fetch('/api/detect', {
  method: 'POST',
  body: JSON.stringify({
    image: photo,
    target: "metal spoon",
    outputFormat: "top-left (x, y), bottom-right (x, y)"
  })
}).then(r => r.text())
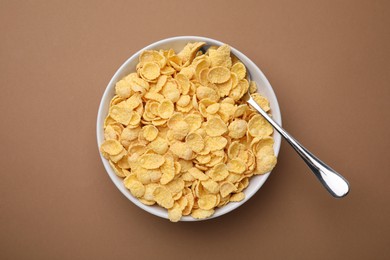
top-left (202, 45), bottom-right (350, 198)
top-left (245, 91), bottom-right (349, 198)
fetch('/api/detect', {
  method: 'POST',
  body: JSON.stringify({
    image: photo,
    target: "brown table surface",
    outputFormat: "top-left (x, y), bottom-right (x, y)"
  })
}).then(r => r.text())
top-left (1, 1), bottom-right (389, 259)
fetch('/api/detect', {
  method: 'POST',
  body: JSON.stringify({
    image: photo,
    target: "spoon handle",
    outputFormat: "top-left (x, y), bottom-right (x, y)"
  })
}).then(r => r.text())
top-left (247, 97), bottom-right (350, 198)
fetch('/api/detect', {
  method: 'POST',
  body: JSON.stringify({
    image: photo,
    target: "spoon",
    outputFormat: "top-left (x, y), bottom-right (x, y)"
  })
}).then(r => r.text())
top-left (245, 91), bottom-right (349, 198)
top-left (202, 45), bottom-right (350, 198)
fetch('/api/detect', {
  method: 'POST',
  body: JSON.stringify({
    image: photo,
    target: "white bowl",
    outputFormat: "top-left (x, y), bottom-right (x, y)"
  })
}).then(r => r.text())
top-left (97, 36), bottom-right (282, 221)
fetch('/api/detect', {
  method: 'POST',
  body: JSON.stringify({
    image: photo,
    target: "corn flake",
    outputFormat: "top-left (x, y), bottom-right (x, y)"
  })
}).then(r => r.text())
top-left (101, 140), bottom-right (124, 155)
top-left (158, 99), bottom-right (174, 119)
top-left (198, 194), bottom-right (218, 210)
top-left (141, 62), bottom-right (161, 81)
top-left (139, 154), bottom-right (165, 169)
top-left (228, 119), bottom-right (247, 139)
top-left (231, 62), bottom-right (246, 80)
top-left (256, 146), bottom-right (277, 174)
top-left (230, 192), bottom-right (245, 202)
top-left (153, 186), bottom-right (174, 209)
top-left (205, 117), bottom-right (227, 136)
top-left (185, 133), bottom-right (204, 153)
top-left (208, 163), bottom-right (229, 181)
top-left (248, 115), bottom-right (273, 137)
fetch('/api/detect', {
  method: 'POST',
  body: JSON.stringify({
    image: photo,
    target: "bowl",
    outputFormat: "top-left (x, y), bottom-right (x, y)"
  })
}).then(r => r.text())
top-left (97, 36), bottom-right (282, 221)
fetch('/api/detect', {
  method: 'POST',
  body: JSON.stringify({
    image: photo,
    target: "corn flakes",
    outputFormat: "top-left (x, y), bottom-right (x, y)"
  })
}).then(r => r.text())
top-left (100, 42), bottom-right (277, 222)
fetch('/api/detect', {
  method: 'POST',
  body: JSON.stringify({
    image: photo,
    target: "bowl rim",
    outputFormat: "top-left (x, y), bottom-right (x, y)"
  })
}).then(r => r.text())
top-left (96, 36), bottom-right (282, 221)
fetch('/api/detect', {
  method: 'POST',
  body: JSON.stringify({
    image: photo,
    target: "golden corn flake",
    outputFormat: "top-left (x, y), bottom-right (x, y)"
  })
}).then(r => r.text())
top-left (124, 175), bottom-right (145, 198)
top-left (100, 139), bottom-right (124, 155)
top-left (115, 79), bottom-right (132, 98)
top-left (139, 50), bottom-right (166, 68)
top-left (153, 186), bottom-right (174, 209)
top-left (201, 179), bottom-right (220, 194)
top-left (171, 121), bottom-right (189, 140)
top-left (176, 74), bottom-right (190, 95)
top-left (141, 62), bottom-right (160, 81)
top-left (110, 105), bottom-right (134, 125)
top-left (231, 62), bottom-right (246, 80)
top-left (196, 86), bottom-right (219, 102)
top-left (160, 157), bottom-right (175, 185)
top-left (198, 194), bottom-right (218, 210)
top-left (227, 158), bottom-right (246, 174)
top-left (100, 42), bottom-right (278, 222)
top-left (249, 81), bottom-right (257, 94)
top-left (185, 133), bottom-right (204, 153)
top-left (189, 167), bottom-right (209, 181)
top-left (182, 193), bottom-right (194, 215)
top-left (220, 181), bottom-right (237, 197)
top-left (205, 117), bottom-right (227, 136)
top-left (162, 79), bottom-right (180, 102)
top-left (142, 125), bottom-right (158, 141)
top-left (208, 163), bottom-right (229, 181)
top-left (139, 154), bottom-right (165, 169)
top-left (168, 203), bottom-right (182, 222)
top-left (109, 161), bottom-right (126, 177)
top-left (256, 146), bottom-right (277, 175)
top-left (169, 142), bottom-right (193, 160)
top-left (208, 66), bottom-right (231, 84)
top-left (158, 99), bottom-right (174, 119)
top-left (176, 94), bottom-right (191, 107)
top-left (228, 119), bottom-right (247, 139)
top-left (166, 178), bottom-right (185, 195)
top-left (148, 136), bottom-right (169, 154)
top-left (204, 136), bottom-right (228, 151)
top-left (230, 192), bottom-right (245, 202)
top-left (252, 93), bottom-right (270, 112)
top-left (206, 103), bottom-right (220, 114)
top-left (191, 208), bottom-right (215, 219)
top-left (136, 168), bottom-right (151, 185)
top-left (167, 112), bottom-right (184, 129)
top-left (248, 114), bottom-right (273, 137)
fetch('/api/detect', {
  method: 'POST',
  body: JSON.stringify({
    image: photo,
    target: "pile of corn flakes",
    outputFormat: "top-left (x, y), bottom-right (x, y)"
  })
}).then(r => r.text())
top-left (100, 42), bottom-right (277, 221)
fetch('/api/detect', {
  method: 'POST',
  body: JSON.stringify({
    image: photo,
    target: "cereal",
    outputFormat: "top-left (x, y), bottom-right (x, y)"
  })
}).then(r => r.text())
top-left (100, 140), bottom-right (124, 155)
top-left (100, 42), bottom-right (277, 222)
top-left (220, 181), bottom-right (237, 198)
top-left (252, 93), bottom-right (270, 112)
top-left (230, 192), bottom-right (245, 202)
top-left (170, 142), bottom-right (193, 160)
top-left (228, 119), bottom-right (247, 139)
top-left (142, 125), bottom-right (158, 141)
top-left (124, 175), bottom-right (145, 198)
top-left (256, 146), bottom-right (277, 175)
top-left (140, 62), bottom-right (161, 81)
top-left (208, 163), bottom-right (229, 181)
top-left (231, 62), bottom-right (246, 80)
top-left (208, 66), bottom-right (231, 83)
top-left (168, 203), bottom-right (182, 222)
top-left (205, 117), bottom-right (227, 136)
top-left (198, 194), bottom-right (218, 210)
top-left (191, 209), bottom-right (215, 219)
top-left (109, 106), bottom-right (134, 125)
top-left (189, 167), bottom-right (209, 181)
top-left (139, 154), bottom-right (165, 169)
top-left (227, 158), bottom-right (246, 174)
top-left (153, 186), bottom-right (174, 209)
top-left (158, 99), bottom-right (174, 119)
top-left (248, 114), bottom-right (273, 137)
top-left (160, 157), bottom-right (175, 185)
top-left (201, 179), bottom-right (220, 194)
top-left (204, 136), bottom-right (228, 151)
top-left (185, 133), bottom-right (204, 153)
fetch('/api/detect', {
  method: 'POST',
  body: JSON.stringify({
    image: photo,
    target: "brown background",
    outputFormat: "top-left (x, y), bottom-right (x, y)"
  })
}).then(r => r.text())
top-left (1, 0), bottom-right (389, 259)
